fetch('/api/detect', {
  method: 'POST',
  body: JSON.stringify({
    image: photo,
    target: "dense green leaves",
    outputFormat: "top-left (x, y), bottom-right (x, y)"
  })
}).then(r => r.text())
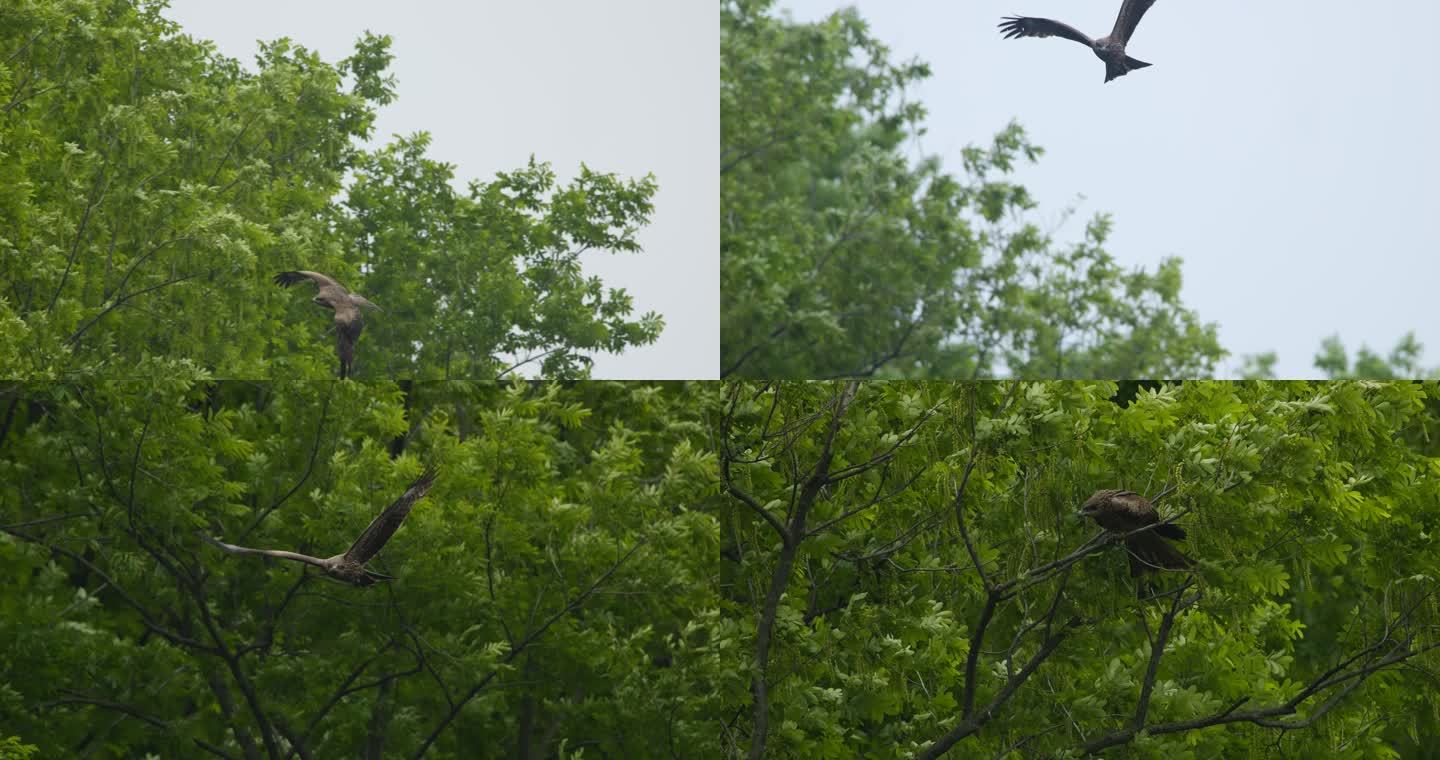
top-left (0, 380), bottom-right (720, 757)
top-left (0, 0), bottom-right (661, 381)
top-left (721, 0), bottom-right (1224, 379)
top-left (5, 378), bottom-right (1439, 757)
top-left (722, 381), bottom-right (1440, 757)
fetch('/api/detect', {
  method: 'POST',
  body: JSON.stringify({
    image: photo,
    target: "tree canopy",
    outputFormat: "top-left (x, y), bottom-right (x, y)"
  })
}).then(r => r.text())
top-left (721, 0), bottom-right (1433, 380)
top-left (0, 0), bottom-right (662, 382)
top-left (722, 380), bottom-right (1440, 757)
top-left (721, 0), bottom-right (1223, 379)
top-left (0, 378), bottom-right (720, 758)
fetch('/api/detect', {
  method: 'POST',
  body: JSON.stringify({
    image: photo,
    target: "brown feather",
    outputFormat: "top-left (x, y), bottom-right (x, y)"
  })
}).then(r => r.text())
top-left (275, 270), bottom-right (379, 378)
top-left (998, 16), bottom-right (1093, 47)
top-left (1080, 489), bottom-right (1192, 575)
top-left (1125, 533), bottom-right (1192, 575)
top-left (343, 466), bottom-right (439, 565)
top-left (204, 466), bottom-right (438, 587)
top-left (335, 312), bottom-right (363, 379)
top-left (999, 0), bottom-right (1159, 83)
top-left (1110, 0), bottom-right (1159, 45)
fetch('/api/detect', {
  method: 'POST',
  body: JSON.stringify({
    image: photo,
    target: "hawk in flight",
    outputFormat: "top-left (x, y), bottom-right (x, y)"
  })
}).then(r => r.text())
top-left (999, 0), bottom-right (1159, 82)
top-left (1079, 489), bottom-right (1192, 577)
top-left (274, 270), bottom-right (382, 379)
top-left (203, 466), bottom-right (438, 586)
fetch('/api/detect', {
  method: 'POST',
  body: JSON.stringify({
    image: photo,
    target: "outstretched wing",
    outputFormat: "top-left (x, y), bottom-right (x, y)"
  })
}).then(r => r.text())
top-left (343, 466), bottom-right (439, 564)
top-left (200, 533), bottom-right (330, 570)
top-left (348, 293), bottom-right (382, 312)
top-left (273, 270), bottom-right (342, 291)
top-left (1110, 0), bottom-right (1158, 45)
top-left (998, 16), bottom-right (1094, 48)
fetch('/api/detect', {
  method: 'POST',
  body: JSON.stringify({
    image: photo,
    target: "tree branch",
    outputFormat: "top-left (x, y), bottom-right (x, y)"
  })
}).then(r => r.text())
top-left (747, 383), bottom-right (859, 760)
top-left (239, 384), bottom-right (333, 541)
top-left (65, 270), bottom-right (209, 347)
top-left (410, 539), bottom-right (648, 758)
top-left (1078, 618), bottom-right (1440, 753)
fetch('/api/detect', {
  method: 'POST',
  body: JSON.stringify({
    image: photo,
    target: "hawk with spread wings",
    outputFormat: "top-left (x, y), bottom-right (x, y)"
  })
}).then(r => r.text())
top-left (999, 0), bottom-right (1159, 83)
top-left (1079, 489), bottom-right (1192, 576)
top-left (274, 270), bottom-right (382, 379)
top-left (203, 466), bottom-right (438, 586)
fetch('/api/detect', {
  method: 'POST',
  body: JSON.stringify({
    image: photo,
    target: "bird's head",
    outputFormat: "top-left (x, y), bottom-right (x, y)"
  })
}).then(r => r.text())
top-left (1077, 489), bottom-right (1117, 519)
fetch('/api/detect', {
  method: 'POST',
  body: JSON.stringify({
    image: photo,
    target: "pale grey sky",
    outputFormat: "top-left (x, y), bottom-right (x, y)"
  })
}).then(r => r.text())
top-left (166, 0), bottom-right (717, 379)
top-left (779, 0), bottom-right (1440, 377)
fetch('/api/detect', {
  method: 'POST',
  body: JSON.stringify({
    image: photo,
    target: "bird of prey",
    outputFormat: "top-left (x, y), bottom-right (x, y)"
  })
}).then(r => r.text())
top-left (1079, 489), bottom-right (1192, 577)
top-left (999, 0), bottom-right (1159, 83)
top-left (273, 270), bottom-right (382, 379)
top-left (203, 467), bottom-right (438, 586)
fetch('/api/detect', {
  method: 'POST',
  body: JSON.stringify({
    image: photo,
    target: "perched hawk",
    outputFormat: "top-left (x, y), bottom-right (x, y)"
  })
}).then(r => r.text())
top-left (1079, 489), bottom-right (1192, 577)
top-left (203, 467), bottom-right (438, 586)
top-left (273, 270), bottom-right (382, 379)
top-left (999, 0), bottom-right (1159, 82)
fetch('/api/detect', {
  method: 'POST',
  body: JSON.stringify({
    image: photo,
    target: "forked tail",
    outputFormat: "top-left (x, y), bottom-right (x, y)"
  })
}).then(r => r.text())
top-left (1104, 55), bottom-right (1152, 83)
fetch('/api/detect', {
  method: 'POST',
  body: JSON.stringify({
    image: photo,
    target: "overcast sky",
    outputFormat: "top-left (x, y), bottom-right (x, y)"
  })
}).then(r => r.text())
top-left (165, 0), bottom-right (717, 379)
top-left (778, 0), bottom-right (1440, 377)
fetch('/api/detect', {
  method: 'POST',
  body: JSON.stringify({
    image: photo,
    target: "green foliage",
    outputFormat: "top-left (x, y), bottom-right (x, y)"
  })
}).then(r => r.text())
top-left (1238, 352), bottom-right (1278, 380)
top-left (0, 736), bottom-right (38, 760)
top-left (722, 381), bottom-right (1440, 758)
top-left (1314, 333), bottom-right (1436, 380)
top-left (720, 0), bottom-right (1224, 379)
top-left (0, 0), bottom-right (661, 381)
top-left (0, 380), bottom-right (720, 758)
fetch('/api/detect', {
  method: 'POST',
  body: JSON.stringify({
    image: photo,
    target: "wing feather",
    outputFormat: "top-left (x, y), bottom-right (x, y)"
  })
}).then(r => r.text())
top-left (998, 16), bottom-right (1094, 48)
top-left (1154, 522), bottom-right (1187, 541)
top-left (274, 270), bottom-right (343, 290)
top-left (1109, 491), bottom-right (1187, 539)
top-left (1110, 0), bottom-right (1158, 44)
top-left (344, 466), bottom-right (439, 564)
top-left (1125, 533), bottom-right (1192, 573)
top-left (201, 534), bottom-right (330, 570)
top-left (1107, 490), bottom-right (1158, 523)
top-left (349, 293), bottom-right (382, 312)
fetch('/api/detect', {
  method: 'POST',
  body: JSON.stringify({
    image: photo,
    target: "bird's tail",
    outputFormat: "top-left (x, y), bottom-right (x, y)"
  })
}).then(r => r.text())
top-left (336, 331), bottom-right (354, 379)
top-left (1154, 523), bottom-right (1186, 541)
top-left (1126, 536), bottom-right (1192, 576)
top-left (1104, 56), bottom-right (1151, 83)
top-left (364, 569), bottom-right (395, 583)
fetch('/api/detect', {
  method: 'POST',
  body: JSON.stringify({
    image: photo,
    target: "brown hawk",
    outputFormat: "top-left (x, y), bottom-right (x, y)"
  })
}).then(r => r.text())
top-left (202, 467), bottom-right (437, 586)
top-left (1079, 489), bottom-right (1192, 577)
top-left (999, 0), bottom-right (1159, 83)
top-left (274, 270), bottom-right (382, 379)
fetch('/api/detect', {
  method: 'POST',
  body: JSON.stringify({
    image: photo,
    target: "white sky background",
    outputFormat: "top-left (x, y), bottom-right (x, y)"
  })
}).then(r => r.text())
top-left (165, 0), bottom-right (718, 379)
top-left (778, 0), bottom-right (1440, 378)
